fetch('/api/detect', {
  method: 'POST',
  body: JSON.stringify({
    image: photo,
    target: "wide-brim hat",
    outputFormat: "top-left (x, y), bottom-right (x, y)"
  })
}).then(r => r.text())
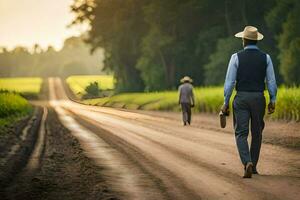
top-left (180, 76), bottom-right (193, 83)
top-left (235, 26), bottom-right (264, 41)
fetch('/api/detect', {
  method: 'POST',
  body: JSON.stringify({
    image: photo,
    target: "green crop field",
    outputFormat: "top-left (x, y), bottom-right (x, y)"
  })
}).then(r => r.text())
top-left (0, 77), bottom-right (43, 97)
top-left (66, 75), bottom-right (114, 98)
top-left (84, 86), bottom-right (300, 122)
top-left (0, 91), bottom-right (32, 127)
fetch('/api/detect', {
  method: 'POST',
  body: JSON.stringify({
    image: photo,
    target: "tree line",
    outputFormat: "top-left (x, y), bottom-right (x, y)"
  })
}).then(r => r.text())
top-left (71, 0), bottom-right (300, 92)
top-left (0, 36), bottom-right (104, 77)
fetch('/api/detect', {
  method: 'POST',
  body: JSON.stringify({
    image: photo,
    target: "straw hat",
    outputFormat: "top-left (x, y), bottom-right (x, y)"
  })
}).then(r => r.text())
top-left (235, 26), bottom-right (264, 41)
top-left (180, 76), bottom-right (193, 83)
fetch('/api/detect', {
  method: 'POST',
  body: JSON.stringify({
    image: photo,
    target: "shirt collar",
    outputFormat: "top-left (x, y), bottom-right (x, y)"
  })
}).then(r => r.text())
top-left (244, 45), bottom-right (259, 50)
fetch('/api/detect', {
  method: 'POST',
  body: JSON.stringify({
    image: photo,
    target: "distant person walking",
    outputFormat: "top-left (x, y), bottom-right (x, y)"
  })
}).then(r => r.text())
top-left (178, 76), bottom-right (195, 126)
top-left (221, 26), bottom-right (277, 178)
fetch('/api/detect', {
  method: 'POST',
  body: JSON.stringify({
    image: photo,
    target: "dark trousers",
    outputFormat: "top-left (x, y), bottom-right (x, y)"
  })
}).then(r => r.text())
top-left (233, 92), bottom-right (266, 168)
top-left (181, 103), bottom-right (191, 124)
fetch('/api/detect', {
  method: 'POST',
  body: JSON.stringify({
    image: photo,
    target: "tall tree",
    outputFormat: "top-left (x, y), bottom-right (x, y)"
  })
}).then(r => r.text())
top-left (72, 0), bottom-right (146, 92)
top-left (267, 0), bottom-right (300, 85)
top-left (139, 0), bottom-right (227, 89)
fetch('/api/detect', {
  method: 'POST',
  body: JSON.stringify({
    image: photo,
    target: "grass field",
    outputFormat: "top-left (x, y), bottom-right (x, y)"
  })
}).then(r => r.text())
top-left (0, 77), bottom-right (43, 97)
top-left (0, 91), bottom-right (32, 127)
top-left (83, 87), bottom-right (225, 111)
top-left (66, 75), bottom-right (114, 98)
top-left (84, 86), bottom-right (300, 122)
top-left (274, 87), bottom-right (300, 121)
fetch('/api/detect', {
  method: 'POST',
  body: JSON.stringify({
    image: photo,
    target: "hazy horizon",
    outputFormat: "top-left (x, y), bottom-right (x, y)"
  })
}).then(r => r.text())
top-left (0, 0), bottom-right (88, 51)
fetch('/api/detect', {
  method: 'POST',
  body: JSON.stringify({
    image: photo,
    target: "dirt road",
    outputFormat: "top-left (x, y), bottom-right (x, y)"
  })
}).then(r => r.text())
top-left (46, 77), bottom-right (300, 200)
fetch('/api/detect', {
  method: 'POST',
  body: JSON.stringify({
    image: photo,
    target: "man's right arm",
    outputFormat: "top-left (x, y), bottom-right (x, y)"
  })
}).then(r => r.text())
top-left (178, 85), bottom-right (182, 104)
top-left (224, 53), bottom-right (238, 107)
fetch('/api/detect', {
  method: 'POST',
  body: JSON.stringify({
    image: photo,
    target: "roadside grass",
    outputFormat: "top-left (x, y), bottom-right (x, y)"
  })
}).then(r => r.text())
top-left (83, 86), bottom-right (300, 121)
top-left (0, 91), bottom-right (32, 128)
top-left (0, 77), bottom-right (43, 98)
top-left (84, 87), bottom-right (225, 112)
top-left (273, 86), bottom-right (300, 121)
top-left (66, 75), bottom-right (114, 98)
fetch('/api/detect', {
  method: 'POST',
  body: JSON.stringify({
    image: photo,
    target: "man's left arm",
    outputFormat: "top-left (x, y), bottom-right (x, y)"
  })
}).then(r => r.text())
top-left (266, 54), bottom-right (277, 113)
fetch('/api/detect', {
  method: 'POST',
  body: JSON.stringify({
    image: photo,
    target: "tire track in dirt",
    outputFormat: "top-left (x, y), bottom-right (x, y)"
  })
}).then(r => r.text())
top-left (25, 107), bottom-right (47, 172)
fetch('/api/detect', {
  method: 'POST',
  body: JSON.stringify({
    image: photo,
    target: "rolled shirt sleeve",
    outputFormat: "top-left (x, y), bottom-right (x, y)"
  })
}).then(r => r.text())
top-left (266, 54), bottom-right (277, 103)
top-left (224, 53), bottom-right (238, 106)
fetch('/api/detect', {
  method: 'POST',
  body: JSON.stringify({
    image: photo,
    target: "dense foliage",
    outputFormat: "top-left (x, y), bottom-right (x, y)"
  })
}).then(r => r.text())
top-left (266, 0), bottom-right (300, 85)
top-left (71, 0), bottom-right (299, 91)
top-left (85, 82), bottom-right (100, 97)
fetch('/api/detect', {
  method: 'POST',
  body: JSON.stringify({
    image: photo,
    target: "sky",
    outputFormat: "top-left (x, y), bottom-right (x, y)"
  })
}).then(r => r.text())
top-left (0, 0), bottom-right (87, 50)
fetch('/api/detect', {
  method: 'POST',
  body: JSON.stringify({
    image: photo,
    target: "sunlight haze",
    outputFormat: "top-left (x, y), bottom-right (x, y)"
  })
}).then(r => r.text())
top-left (0, 0), bottom-right (87, 50)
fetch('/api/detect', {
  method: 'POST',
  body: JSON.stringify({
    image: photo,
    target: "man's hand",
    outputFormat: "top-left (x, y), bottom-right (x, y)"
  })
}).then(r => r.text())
top-left (268, 102), bottom-right (275, 114)
top-left (221, 104), bottom-right (230, 116)
top-left (191, 103), bottom-right (195, 108)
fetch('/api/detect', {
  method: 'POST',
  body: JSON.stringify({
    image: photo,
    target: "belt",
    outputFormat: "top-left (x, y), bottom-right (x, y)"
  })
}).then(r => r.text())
top-left (237, 91), bottom-right (264, 95)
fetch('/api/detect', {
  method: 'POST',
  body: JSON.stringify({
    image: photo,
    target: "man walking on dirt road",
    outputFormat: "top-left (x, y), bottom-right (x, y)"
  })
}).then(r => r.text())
top-left (178, 76), bottom-right (195, 126)
top-left (221, 26), bottom-right (277, 178)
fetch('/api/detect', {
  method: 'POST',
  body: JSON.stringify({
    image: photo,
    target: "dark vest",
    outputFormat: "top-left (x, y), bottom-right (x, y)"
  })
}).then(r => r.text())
top-left (236, 48), bottom-right (267, 92)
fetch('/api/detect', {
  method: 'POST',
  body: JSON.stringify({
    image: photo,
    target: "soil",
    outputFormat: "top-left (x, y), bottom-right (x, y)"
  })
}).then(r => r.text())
top-left (2, 108), bottom-right (120, 200)
top-left (0, 108), bottom-right (42, 188)
top-left (0, 116), bottom-right (30, 157)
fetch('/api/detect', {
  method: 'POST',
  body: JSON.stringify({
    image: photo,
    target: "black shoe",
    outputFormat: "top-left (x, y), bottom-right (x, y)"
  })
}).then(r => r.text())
top-left (243, 162), bottom-right (253, 178)
top-left (183, 122), bottom-right (187, 126)
top-left (187, 121), bottom-right (190, 125)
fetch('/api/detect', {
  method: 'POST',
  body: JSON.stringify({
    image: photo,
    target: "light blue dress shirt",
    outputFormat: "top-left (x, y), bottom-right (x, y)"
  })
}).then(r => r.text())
top-left (224, 45), bottom-right (277, 106)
